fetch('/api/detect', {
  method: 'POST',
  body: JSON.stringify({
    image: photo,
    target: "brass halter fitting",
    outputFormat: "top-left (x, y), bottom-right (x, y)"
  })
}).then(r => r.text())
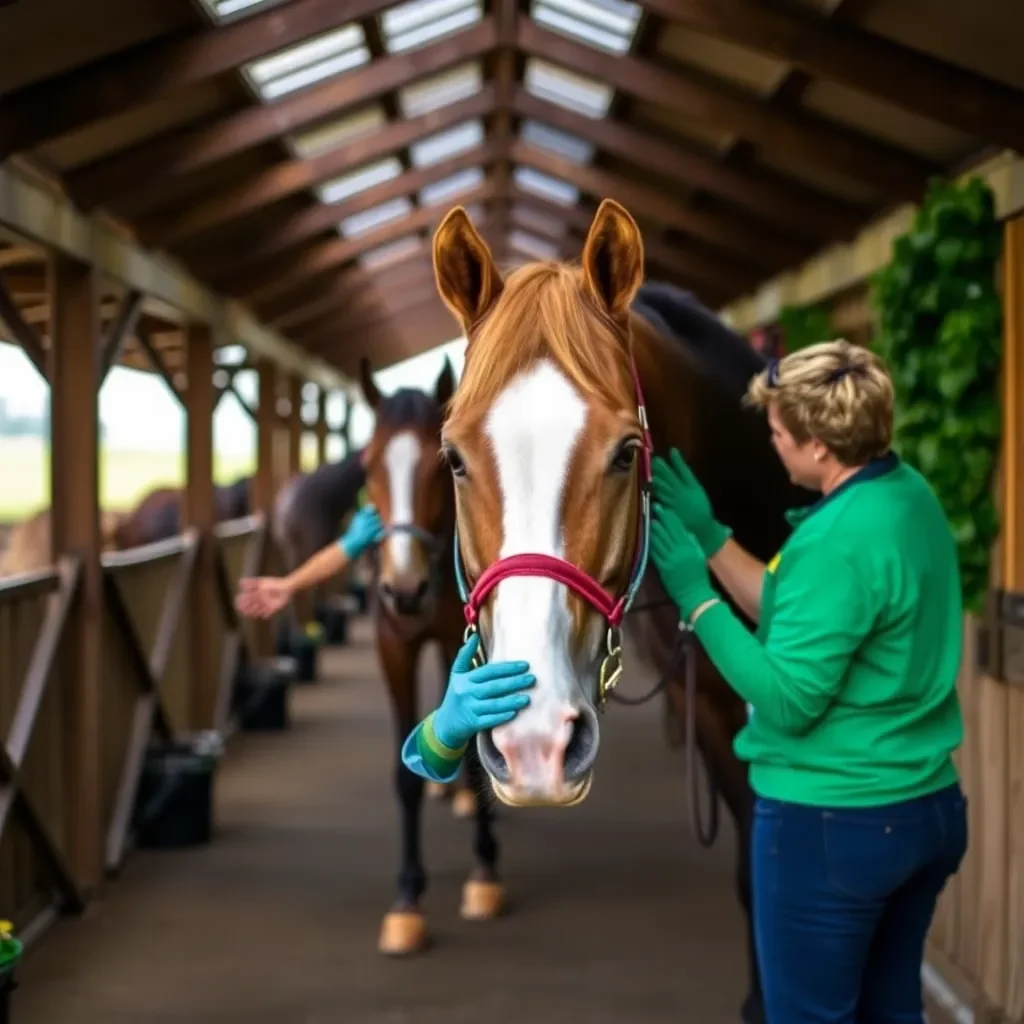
top-left (597, 626), bottom-right (624, 710)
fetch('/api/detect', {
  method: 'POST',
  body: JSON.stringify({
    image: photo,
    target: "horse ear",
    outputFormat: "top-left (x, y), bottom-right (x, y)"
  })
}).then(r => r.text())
top-left (432, 206), bottom-right (503, 335)
top-left (580, 199), bottom-right (644, 323)
top-left (434, 356), bottom-right (456, 409)
top-left (359, 356), bottom-right (381, 410)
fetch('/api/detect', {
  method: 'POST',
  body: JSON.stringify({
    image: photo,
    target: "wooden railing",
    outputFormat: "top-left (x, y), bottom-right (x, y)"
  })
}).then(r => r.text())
top-left (0, 514), bottom-right (269, 925)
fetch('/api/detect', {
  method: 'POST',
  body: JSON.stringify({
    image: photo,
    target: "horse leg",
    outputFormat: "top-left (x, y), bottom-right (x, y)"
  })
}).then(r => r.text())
top-left (439, 630), bottom-right (505, 922)
top-left (376, 629), bottom-right (430, 956)
top-left (666, 662), bottom-right (762, 1024)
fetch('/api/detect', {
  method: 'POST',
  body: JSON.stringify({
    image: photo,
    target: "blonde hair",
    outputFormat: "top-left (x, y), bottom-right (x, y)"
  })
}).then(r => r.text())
top-left (745, 338), bottom-right (894, 466)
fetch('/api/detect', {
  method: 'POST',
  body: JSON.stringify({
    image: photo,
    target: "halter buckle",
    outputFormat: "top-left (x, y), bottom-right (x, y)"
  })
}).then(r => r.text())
top-left (597, 627), bottom-right (624, 710)
top-left (463, 622), bottom-right (484, 669)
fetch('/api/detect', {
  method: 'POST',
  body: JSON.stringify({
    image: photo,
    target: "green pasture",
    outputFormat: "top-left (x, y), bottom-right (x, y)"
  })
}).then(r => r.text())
top-left (0, 438), bottom-right (257, 522)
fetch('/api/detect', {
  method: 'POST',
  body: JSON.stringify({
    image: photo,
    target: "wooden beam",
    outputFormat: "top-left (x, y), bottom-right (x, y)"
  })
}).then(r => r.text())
top-left (199, 146), bottom-right (495, 281)
top-left (0, 0), bottom-right (398, 161)
top-left (641, 0), bottom-right (1024, 154)
top-left (0, 273), bottom-right (46, 377)
top-left (303, 280), bottom-right (443, 349)
top-left (315, 390), bottom-right (328, 466)
top-left (236, 183), bottom-right (494, 304)
top-left (517, 20), bottom-right (935, 201)
top-left (49, 254), bottom-right (103, 893)
top-left (0, 160), bottom-right (350, 393)
top-left (509, 143), bottom-right (763, 293)
top-left (510, 88), bottom-right (865, 242)
top-left (142, 92), bottom-right (498, 251)
top-left (511, 139), bottom-right (809, 270)
top-left (66, 18), bottom-right (499, 212)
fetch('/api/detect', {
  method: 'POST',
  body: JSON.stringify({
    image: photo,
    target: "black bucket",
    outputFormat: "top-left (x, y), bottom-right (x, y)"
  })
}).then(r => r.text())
top-left (349, 580), bottom-right (369, 614)
top-left (132, 732), bottom-right (223, 850)
top-left (291, 624), bottom-right (322, 683)
top-left (0, 960), bottom-right (18, 1024)
top-left (235, 658), bottom-right (293, 731)
top-left (316, 598), bottom-right (349, 646)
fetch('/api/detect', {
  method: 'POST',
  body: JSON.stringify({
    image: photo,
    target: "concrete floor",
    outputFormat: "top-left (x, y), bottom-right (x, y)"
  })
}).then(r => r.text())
top-left (14, 617), bottom-right (751, 1023)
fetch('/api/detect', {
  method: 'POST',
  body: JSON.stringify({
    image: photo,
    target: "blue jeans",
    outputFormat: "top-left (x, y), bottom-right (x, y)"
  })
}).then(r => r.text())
top-left (752, 783), bottom-right (967, 1023)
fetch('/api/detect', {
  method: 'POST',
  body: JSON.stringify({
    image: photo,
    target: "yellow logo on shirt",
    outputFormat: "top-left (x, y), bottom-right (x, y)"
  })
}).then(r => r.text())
top-left (767, 551), bottom-right (782, 574)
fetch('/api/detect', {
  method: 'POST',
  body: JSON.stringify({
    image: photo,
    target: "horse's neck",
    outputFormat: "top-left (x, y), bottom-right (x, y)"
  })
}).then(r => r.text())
top-left (632, 318), bottom-right (798, 562)
top-left (316, 459), bottom-right (364, 520)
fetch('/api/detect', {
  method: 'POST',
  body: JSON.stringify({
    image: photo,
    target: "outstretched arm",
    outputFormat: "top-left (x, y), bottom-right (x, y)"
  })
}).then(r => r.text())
top-left (401, 713), bottom-right (467, 783)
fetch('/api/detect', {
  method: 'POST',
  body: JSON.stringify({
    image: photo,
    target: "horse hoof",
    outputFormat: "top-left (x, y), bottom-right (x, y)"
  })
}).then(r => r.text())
top-left (452, 789), bottom-right (477, 818)
top-left (378, 911), bottom-right (429, 956)
top-left (460, 879), bottom-right (505, 921)
top-left (425, 781), bottom-right (448, 801)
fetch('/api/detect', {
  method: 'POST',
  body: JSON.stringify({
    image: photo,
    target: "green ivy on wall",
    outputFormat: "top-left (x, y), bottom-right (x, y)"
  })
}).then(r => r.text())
top-left (777, 300), bottom-right (833, 353)
top-left (871, 176), bottom-right (1003, 614)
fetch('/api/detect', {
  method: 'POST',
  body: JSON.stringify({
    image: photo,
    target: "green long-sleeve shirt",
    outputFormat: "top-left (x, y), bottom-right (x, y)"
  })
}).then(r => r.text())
top-left (695, 453), bottom-right (964, 807)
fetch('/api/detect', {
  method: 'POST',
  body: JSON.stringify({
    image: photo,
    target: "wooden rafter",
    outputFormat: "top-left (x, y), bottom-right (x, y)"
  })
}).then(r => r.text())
top-left (141, 89), bottom-right (498, 250)
top-left (235, 182), bottom-right (495, 303)
top-left (516, 20), bottom-right (936, 200)
top-left (0, 0), bottom-right (400, 161)
top-left (0, 272), bottom-right (46, 377)
top-left (641, 0), bottom-right (1024, 153)
top-left (65, 18), bottom-right (499, 212)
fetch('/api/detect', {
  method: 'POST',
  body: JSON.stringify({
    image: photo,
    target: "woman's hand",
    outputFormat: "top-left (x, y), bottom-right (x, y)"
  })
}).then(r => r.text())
top-left (236, 576), bottom-right (293, 619)
top-left (340, 504), bottom-right (386, 559)
top-left (651, 505), bottom-right (718, 619)
top-left (652, 449), bottom-right (731, 558)
top-left (432, 633), bottom-right (536, 750)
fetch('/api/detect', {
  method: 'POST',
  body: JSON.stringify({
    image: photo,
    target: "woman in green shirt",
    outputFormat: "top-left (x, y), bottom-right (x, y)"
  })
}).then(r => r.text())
top-left (651, 339), bottom-right (967, 1024)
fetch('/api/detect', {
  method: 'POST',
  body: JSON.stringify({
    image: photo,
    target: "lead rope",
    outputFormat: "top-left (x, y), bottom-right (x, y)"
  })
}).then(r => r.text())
top-left (682, 628), bottom-right (720, 848)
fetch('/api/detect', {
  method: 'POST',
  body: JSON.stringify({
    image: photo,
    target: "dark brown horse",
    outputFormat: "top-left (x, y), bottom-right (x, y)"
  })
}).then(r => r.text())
top-left (112, 476), bottom-right (251, 549)
top-left (432, 199), bottom-right (811, 1024)
top-left (271, 449), bottom-right (366, 628)
top-left (357, 354), bottom-right (506, 958)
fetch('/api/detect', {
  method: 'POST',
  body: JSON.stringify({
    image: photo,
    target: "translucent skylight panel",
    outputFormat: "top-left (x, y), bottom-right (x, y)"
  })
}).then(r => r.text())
top-left (382, 0), bottom-right (483, 53)
top-left (214, 343), bottom-right (248, 366)
top-left (513, 165), bottom-right (579, 206)
top-left (510, 230), bottom-right (561, 262)
top-left (418, 166), bottom-right (485, 206)
top-left (359, 236), bottom-right (425, 270)
top-left (523, 58), bottom-right (614, 118)
top-left (410, 120), bottom-right (484, 167)
top-left (530, 0), bottom-right (641, 54)
top-left (340, 197), bottom-right (414, 238)
top-left (520, 119), bottom-right (594, 163)
top-left (209, 0), bottom-right (275, 18)
top-left (317, 157), bottom-right (403, 205)
top-left (245, 25), bottom-right (370, 101)
top-left (398, 62), bottom-right (482, 118)
top-left (289, 105), bottom-right (386, 161)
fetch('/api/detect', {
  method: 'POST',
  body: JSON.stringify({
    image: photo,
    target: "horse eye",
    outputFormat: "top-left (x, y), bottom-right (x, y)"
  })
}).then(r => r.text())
top-left (610, 439), bottom-right (640, 474)
top-left (443, 445), bottom-right (467, 478)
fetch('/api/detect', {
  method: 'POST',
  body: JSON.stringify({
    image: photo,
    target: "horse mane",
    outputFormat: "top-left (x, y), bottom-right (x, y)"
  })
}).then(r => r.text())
top-left (631, 282), bottom-right (767, 404)
top-left (447, 261), bottom-right (633, 422)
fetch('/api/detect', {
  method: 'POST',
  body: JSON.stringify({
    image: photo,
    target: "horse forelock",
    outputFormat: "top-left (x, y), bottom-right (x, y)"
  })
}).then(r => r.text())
top-left (446, 261), bottom-right (635, 429)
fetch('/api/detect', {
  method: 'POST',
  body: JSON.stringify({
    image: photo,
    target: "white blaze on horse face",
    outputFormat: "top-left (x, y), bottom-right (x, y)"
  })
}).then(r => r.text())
top-left (383, 431), bottom-right (422, 575)
top-left (484, 359), bottom-right (590, 783)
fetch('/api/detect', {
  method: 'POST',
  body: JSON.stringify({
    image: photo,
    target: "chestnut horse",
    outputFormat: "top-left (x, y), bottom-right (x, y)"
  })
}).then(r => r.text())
top-left (358, 355), bottom-right (506, 957)
top-left (272, 449), bottom-right (366, 628)
top-left (431, 199), bottom-right (809, 1024)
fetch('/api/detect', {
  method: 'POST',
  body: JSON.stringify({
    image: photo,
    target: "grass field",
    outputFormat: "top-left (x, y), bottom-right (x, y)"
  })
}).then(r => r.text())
top-left (0, 437), bottom-right (258, 521)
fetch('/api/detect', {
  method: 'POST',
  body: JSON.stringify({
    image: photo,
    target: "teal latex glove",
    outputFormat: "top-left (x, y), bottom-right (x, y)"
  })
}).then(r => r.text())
top-left (652, 449), bottom-right (731, 558)
top-left (433, 633), bottom-right (536, 750)
top-left (651, 504), bottom-right (718, 619)
top-left (339, 504), bottom-right (385, 559)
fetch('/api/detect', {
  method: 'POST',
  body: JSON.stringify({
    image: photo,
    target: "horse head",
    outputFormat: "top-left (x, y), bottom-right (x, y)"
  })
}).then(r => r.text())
top-left (359, 355), bottom-right (456, 623)
top-left (433, 199), bottom-right (651, 809)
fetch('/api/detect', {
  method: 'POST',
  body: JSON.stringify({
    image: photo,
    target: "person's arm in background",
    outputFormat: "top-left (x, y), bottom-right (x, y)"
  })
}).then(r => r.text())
top-left (401, 633), bottom-right (536, 782)
top-left (652, 450), bottom-right (767, 621)
top-left (236, 505), bottom-right (384, 619)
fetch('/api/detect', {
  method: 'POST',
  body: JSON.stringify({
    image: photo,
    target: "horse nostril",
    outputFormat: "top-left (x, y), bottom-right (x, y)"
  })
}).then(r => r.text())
top-left (563, 705), bottom-right (600, 782)
top-left (477, 729), bottom-right (510, 784)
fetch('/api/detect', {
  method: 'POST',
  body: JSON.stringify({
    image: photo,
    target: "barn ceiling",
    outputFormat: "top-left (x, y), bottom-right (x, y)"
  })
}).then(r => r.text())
top-left (0, 0), bottom-right (1022, 382)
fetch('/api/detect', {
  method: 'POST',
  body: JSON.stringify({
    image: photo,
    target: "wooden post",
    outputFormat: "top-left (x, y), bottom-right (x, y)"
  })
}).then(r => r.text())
top-left (49, 253), bottom-right (103, 893)
top-left (288, 374), bottom-right (302, 476)
top-left (315, 388), bottom-right (328, 466)
top-left (185, 322), bottom-right (217, 728)
top-left (253, 358), bottom-right (276, 516)
top-left (1002, 215), bottom-right (1024, 1020)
